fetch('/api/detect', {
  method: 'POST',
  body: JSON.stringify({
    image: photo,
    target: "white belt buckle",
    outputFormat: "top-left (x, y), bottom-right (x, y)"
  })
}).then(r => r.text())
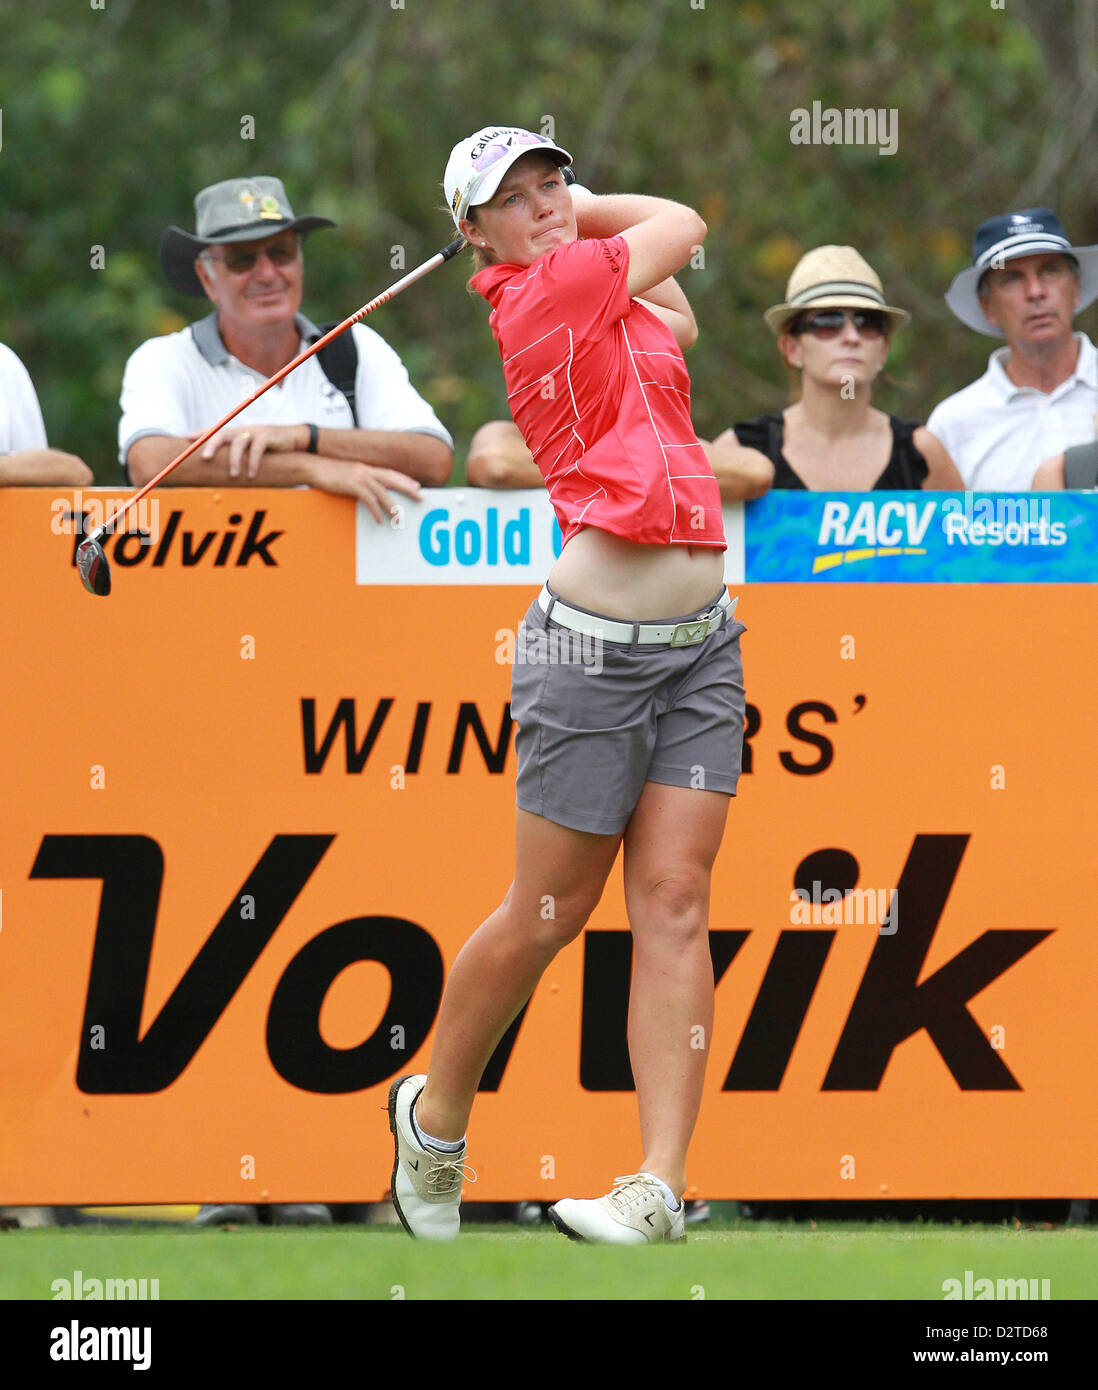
top-left (669, 618), bottom-right (711, 647)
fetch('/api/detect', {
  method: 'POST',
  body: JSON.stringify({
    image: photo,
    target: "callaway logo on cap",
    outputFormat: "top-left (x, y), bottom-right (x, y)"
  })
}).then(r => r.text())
top-left (444, 126), bottom-right (572, 228)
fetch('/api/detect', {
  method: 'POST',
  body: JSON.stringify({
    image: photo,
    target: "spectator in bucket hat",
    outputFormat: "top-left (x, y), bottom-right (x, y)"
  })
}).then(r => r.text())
top-left (926, 208), bottom-right (1098, 490)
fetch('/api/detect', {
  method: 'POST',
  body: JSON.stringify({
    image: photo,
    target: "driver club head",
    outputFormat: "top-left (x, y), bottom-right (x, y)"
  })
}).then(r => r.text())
top-left (76, 533), bottom-right (111, 596)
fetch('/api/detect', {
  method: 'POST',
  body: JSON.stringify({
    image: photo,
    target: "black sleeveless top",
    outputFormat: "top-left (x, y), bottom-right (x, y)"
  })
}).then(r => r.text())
top-left (732, 413), bottom-right (929, 490)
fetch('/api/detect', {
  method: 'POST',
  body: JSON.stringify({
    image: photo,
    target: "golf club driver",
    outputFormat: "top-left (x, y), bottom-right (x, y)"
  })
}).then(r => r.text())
top-left (75, 235), bottom-right (466, 596)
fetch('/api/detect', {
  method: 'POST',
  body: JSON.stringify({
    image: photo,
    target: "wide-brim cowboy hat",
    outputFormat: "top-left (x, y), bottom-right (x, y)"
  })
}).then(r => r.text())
top-left (159, 176), bottom-right (335, 296)
top-left (764, 245), bottom-right (910, 335)
top-left (944, 207), bottom-right (1098, 336)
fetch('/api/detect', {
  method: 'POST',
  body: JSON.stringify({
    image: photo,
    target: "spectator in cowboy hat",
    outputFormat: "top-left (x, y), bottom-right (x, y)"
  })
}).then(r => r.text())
top-left (926, 208), bottom-right (1098, 490)
top-left (118, 176), bottom-right (452, 519)
top-left (119, 177), bottom-right (454, 1230)
top-left (706, 245), bottom-right (962, 494)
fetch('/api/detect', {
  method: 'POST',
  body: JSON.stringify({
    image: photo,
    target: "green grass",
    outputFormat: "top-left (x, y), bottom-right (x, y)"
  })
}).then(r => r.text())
top-left (2, 1221), bottom-right (1094, 1301)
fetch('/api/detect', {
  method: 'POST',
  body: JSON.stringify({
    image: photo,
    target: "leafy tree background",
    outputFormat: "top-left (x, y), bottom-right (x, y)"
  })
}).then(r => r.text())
top-left (0, 0), bottom-right (1095, 483)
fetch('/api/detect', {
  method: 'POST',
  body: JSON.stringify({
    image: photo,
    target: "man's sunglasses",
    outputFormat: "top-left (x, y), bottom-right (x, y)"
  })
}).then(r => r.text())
top-left (203, 240), bottom-right (301, 274)
top-left (790, 308), bottom-right (889, 339)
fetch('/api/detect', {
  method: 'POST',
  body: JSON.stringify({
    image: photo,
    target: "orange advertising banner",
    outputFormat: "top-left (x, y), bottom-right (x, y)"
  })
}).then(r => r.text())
top-left (0, 487), bottom-right (1094, 1203)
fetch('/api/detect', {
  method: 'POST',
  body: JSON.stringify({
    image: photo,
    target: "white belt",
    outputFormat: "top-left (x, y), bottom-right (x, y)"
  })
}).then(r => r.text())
top-left (537, 586), bottom-right (737, 646)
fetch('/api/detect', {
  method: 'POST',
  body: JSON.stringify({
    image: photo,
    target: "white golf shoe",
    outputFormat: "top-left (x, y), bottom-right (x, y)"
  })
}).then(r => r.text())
top-left (388, 1074), bottom-right (474, 1241)
top-left (548, 1173), bottom-right (687, 1244)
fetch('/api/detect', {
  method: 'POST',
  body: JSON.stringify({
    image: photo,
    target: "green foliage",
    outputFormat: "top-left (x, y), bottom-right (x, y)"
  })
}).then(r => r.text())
top-left (0, 0), bottom-right (1088, 480)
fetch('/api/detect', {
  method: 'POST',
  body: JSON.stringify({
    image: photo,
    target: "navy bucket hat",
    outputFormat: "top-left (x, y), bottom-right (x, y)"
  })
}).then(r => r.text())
top-left (945, 208), bottom-right (1098, 336)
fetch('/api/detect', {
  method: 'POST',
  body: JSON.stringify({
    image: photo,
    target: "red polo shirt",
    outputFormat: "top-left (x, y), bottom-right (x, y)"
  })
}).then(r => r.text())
top-left (471, 235), bottom-right (725, 550)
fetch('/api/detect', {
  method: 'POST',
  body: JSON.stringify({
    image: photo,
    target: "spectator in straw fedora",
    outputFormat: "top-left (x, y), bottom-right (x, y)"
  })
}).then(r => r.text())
top-left (704, 246), bottom-right (962, 494)
top-left (927, 208), bottom-right (1098, 490)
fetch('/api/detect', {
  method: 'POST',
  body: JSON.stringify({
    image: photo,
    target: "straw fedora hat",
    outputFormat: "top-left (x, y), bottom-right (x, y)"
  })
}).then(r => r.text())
top-left (764, 245), bottom-right (910, 336)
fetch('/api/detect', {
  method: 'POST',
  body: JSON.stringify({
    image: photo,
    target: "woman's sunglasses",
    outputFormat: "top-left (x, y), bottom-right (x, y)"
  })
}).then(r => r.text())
top-left (790, 308), bottom-right (889, 339)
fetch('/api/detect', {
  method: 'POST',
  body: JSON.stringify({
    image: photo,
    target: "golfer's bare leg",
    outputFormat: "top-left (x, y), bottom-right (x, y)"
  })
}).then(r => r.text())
top-left (416, 808), bottom-right (621, 1142)
top-left (622, 781), bottom-right (730, 1197)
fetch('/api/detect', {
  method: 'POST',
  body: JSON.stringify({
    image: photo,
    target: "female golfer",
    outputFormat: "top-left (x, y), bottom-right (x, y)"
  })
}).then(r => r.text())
top-left (708, 245), bottom-right (962, 493)
top-left (388, 127), bottom-right (745, 1244)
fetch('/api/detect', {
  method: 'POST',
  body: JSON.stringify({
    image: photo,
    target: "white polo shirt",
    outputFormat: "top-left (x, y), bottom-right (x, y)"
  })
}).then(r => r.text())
top-left (926, 332), bottom-right (1098, 490)
top-left (118, 311), bottom-right (452, 477)
top-left (0, 342), bottom-right (49, 454)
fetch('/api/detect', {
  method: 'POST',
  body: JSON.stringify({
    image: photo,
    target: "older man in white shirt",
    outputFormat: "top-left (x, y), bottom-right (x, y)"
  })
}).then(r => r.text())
top-left (121, 178), bottom-right (454, 1229)
top-left (120, 177), bottom-right (453, 520)
top-left (927, 209), bottom-right (1098, 490)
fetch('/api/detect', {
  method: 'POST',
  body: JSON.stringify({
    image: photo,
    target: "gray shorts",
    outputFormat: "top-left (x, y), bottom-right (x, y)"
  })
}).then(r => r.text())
top-left (509, 585), bottom-right (747, 835)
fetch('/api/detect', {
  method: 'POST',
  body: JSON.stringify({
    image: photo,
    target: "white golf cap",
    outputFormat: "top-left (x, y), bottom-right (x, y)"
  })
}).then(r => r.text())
top-left (445, 126), bottom-right (572, 228)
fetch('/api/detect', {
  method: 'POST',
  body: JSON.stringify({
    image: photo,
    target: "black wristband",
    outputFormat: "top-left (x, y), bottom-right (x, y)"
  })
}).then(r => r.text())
top-left (305, 423), bottom-right (319, 454)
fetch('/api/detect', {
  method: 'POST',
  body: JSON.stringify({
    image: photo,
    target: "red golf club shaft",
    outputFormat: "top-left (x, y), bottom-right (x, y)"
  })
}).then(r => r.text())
top-left (89, 237), bottom-right (464, 541)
